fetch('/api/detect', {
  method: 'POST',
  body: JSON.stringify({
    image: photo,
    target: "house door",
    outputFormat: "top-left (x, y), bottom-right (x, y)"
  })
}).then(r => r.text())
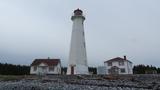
top-left (71, 66), bottom-right (74, 75)
top-left (39, 66), bottom-right (47, 75)
top-left (110, 66), bottom-right (119, 75)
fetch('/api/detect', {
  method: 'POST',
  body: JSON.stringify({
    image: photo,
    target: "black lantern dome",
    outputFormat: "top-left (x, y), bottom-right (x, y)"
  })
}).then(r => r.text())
top-left (74, 9), bottom-right (83, 16)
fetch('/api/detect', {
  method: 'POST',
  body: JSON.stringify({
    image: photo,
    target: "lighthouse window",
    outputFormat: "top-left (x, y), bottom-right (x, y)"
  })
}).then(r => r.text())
top-left (83, 31), bottom-right (84, 36)
top-left (84, 42), bottom-right (86, 48)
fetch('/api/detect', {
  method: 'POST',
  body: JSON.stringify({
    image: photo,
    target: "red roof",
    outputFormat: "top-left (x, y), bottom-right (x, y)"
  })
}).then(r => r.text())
top-left (31, 59), bottom-right (60, 66)
top-left (104, 57), bottom-right (132, 63)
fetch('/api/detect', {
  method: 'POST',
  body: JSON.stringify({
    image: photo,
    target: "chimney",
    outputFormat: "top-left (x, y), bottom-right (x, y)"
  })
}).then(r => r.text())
top-left (124, 56), bottom-right (127, 60)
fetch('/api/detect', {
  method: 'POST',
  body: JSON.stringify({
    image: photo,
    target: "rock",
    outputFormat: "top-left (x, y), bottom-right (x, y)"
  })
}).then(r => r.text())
top-left (0, 74), bottom-right (159, 90)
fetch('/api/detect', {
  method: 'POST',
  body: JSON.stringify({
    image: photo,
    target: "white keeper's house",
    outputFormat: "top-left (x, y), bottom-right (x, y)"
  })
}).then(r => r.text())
top-left (30, 58), bottom-right (61, 75)
top-left (104, 56), bottom-right (133, 75)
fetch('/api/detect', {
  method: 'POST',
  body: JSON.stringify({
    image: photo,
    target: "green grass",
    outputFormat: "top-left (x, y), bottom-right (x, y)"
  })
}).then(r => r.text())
top-left (0, 75), bottom-right (25, 81)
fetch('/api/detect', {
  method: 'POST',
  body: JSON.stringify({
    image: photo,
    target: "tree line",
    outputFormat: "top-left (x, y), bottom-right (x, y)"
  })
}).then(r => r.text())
top-left (0, 63), bottom-right (30, 75)
top-left (133, 64), bottom-right (160, 74)
top-left (0, 63), bottom-right (160, 75)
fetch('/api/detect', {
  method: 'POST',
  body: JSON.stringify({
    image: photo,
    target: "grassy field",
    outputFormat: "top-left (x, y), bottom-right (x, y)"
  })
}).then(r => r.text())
top-left (0, 75), bottom-right (26, 81)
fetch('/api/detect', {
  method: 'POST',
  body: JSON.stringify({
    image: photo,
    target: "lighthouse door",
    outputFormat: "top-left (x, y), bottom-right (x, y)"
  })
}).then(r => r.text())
top-left (71, 66), bottom-right (74, 75)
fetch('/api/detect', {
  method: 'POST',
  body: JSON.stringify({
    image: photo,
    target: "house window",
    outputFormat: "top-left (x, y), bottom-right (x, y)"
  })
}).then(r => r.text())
top-left (108, 62), bottom-right (112, 66)
top-left (120, 68), bottom-right (125, 73)
top-left (49, 66), bottom-right (54, 72)
top-left (33, 66), bottom-right (37, 71)
top-left (119, 61), bottom-right (124, 66)
top-left (108, 69), bottom-right (111, 74)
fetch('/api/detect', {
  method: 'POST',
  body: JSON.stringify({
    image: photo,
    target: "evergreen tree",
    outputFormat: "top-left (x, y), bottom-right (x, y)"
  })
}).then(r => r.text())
top-left (0, 63), bottom-right (30, 75)
top-left (88, 67), bottom-right (97, 74)
top-left (133, 64), bottom-right (159, 74)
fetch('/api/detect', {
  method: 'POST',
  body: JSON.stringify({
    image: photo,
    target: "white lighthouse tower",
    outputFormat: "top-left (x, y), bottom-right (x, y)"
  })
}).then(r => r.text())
top-left (67, 9), bottom-right (88, 75)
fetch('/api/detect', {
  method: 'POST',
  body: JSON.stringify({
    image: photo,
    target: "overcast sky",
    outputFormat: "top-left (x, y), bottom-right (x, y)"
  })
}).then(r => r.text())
top-left (0, 0), bottom-right (160, 67)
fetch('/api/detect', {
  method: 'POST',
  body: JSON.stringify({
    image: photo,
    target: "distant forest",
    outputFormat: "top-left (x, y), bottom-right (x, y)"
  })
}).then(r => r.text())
top-left (133, 64), bottom-right (160, 74)
top-left (0, 63), bottom-right (160, 75)
top-left (0, 63), bottom-right (30, 75)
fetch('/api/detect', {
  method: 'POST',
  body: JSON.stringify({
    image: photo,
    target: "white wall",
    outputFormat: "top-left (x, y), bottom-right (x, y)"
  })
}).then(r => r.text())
top-left (30, 62), bottom-right (61, 75)
top-left (104, 61), bottom-right (133, 74)
top-left (67, 13), bottom-right (88, 75)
